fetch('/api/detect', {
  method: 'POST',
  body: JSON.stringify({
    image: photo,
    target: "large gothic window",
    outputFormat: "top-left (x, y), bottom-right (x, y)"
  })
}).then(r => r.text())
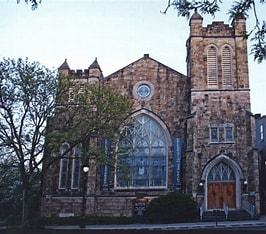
top-left (222, 46), bottom-right (232, 87)
top-left (207, 45), bottom-right (218, 87)
top-left (58, 143), bottom-right (70, 189)
top-left (116, 114), bottom-right (167, 188)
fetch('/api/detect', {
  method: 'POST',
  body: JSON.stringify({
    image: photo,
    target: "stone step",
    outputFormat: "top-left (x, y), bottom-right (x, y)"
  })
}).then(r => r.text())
top-left (227, 209), bottom-right (252, 220)
top-left (201, 210), bottom-right (253, 221)
top-left (201, 211), bottom-right (226, 221)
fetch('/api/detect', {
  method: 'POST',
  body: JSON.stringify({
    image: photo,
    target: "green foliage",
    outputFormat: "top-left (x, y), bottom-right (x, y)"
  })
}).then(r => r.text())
top-left (0, 57), bottom-right (59, 225)
top-left (46, 78), bottom-right (133, 166)
top-left (144, 192), bottom-right (198, 223)
top-left (164, 0), bottom-right (266, 63)
top-left (0, 158), bottom-right (41, 225)
top-left (0, 159), bottom-right (22, 220)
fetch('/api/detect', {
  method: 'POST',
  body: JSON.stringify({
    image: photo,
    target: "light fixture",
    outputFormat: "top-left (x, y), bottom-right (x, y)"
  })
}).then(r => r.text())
top-left (199, 182), bottom-right (204, 186)
top-left (82, 165), bottom-right (89, 173)
top-left (244, 179), bottom-right (248, 185)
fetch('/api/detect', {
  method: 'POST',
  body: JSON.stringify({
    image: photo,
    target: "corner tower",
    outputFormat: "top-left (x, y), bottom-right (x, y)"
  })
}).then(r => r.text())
top-left (185, 11), bottom-right (259, 215)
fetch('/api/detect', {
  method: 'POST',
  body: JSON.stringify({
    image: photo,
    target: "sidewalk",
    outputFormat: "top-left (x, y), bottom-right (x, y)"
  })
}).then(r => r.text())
top-left (45, 216), bottom-right (266, 231)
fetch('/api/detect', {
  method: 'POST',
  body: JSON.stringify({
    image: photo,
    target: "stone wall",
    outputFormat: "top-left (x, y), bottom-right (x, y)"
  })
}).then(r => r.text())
top-left (41, 54), bottom-right (189, 217)
top-left (41, 14), bottom-right (259, 217)
top-left (186, 13), bottom-right (259, 213)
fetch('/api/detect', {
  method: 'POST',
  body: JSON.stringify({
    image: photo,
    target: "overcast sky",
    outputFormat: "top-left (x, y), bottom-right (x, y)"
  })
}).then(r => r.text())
top-left (1, 0), bottom-right (265, 115)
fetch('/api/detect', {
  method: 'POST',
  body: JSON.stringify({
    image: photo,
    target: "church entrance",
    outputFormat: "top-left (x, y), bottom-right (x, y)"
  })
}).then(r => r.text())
top-left (207, 162), bottom-right (236, 209)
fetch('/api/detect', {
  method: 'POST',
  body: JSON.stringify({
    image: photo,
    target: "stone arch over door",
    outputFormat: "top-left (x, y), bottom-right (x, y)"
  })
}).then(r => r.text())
top-left (201, 154), bottom-right (244, 210)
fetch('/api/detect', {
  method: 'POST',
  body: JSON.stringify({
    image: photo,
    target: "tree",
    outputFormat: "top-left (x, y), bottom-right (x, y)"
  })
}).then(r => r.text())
top-left (0, 157), bottom-right (21, 222)
top-left (44, 78), bottom-right (133, 175)
top-left (162, 0), bottom-right (266, 63)
top-left (17, 0), bottom-right (40, 10)
top-left (0, 156), bottom-right (40, 224)
top-left (0, 58), bottom-right (132, 225)
top-left (0, 58), bottom-right (58, 226)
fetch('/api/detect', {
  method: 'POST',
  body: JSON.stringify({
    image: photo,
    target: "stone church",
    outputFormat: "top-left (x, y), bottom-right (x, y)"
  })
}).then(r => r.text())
top-left (41, 12), bottom-right (260, 218)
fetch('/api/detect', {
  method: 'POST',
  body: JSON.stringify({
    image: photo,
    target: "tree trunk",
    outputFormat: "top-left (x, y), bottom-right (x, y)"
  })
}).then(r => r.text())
top-left (22, 187), bottom-right (29, 227)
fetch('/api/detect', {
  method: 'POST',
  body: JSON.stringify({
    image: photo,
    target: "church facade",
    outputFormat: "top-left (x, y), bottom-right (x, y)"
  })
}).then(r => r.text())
top-left (41, 13), bottom-right (260, 218)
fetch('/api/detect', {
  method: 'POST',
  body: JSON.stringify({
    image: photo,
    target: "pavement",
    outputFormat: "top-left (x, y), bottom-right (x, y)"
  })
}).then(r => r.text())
top-left (44, 216), bottom-right (266, 231)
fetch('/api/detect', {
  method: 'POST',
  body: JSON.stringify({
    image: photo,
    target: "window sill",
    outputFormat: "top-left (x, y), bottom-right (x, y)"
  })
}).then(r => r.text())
top-left (209, 141), bottom-right (235, 144)
top-left (114, 186), bottom-right (167, 191)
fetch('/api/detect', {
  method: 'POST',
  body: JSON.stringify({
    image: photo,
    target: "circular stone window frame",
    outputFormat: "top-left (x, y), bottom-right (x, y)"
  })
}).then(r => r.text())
top-left (133, 81), bottom-right (154, 101)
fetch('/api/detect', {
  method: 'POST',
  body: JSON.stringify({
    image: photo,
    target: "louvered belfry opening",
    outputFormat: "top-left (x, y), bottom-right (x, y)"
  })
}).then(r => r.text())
top-left (222, 46), bottom-right (232, 87)
top-left (207, 46), bottom-right (218, 87)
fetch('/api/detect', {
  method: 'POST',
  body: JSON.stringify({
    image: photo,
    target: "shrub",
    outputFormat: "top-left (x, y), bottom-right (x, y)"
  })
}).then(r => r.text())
top-left (144, 192), bottom-right (198, 223)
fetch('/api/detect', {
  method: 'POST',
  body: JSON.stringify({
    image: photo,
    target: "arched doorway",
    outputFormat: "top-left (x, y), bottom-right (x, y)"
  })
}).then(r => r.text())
top-left (201, 154), bottom-right (244, 210)
top-left (207, 162), bottom-right (236, 209)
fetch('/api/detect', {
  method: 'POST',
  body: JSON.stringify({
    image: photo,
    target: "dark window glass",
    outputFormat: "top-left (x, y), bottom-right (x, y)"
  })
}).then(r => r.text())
top-left (210, 127), bottom-right (219, 143)
top-left (225, 126), bottom-right (233, 142)
top-left (59, 143), bottom-right (70, 189)
top-left (71, 147), bottom-right (81, 189)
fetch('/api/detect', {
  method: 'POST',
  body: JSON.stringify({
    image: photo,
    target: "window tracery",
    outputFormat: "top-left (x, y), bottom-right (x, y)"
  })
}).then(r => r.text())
top-left (116, 114), bottom-right (167, 188)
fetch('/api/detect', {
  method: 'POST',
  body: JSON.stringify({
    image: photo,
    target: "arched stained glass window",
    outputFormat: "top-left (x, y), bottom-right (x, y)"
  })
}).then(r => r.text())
top-left (207, 162), bottom-right (235, 182)
top-left (222, 46), bottom-right (232, 87)
top-left (116, 114), bottom-right (167, 188)
top-left (59, 143), bottom-right (70, 189)
top-left (207, 46), bottom-right (218, 87)
top-left (71, 146), bottom-right (81, 189)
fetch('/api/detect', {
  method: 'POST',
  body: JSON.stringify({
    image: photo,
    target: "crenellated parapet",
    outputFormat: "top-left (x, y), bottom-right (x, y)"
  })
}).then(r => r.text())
top-left (58, 58), bottom-right (103, 82)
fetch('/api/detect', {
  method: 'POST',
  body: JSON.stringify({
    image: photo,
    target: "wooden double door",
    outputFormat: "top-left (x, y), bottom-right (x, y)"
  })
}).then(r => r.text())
top-left (207, 182), bottom-right (236, 209)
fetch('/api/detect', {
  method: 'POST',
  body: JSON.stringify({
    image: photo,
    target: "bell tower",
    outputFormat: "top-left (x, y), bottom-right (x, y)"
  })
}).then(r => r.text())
top-left (185, 11), bottom-right (259, 213)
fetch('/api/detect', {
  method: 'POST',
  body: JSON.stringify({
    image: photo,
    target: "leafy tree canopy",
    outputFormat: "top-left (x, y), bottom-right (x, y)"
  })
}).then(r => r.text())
top-left (0, 58), bottom-right (132, 225)
top-left (0, 57), bottom-right (58, 226)
top-left (162, 0), bottom-right (266, 63)
top-left (45, 77), bottom-right (133, 167)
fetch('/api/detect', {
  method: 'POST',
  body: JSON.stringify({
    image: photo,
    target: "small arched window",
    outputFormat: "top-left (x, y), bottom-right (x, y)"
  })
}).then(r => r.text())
top-left (222, 46), bottom-right (232, 87)
top-left (207, 46), bottom-right (218, 87)
top-left (71, 146), bottom-right (81, 189)
top-left (58, 143), bottom-right (70, 189)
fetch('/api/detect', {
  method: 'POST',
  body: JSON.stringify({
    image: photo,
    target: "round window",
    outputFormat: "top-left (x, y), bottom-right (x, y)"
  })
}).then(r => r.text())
top-left (137, 84), bottom-right (151, 98)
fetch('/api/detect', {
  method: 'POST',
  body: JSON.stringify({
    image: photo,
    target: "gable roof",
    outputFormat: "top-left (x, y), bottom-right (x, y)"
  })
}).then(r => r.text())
top-left (105, 54), bottom-right (186, 80)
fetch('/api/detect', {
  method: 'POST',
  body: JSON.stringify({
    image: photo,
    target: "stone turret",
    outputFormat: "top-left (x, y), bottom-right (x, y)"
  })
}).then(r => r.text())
top-left (58, 59), bottom-right (70, 76)
top-left (88, 58), bottom-right (103, 79)
top-left (189, 9), bottom-right (203, 36)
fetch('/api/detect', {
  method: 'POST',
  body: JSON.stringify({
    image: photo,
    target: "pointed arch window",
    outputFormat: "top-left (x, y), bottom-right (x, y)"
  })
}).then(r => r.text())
top-left (207, 46), bottom-right (218, 87)
top-left (116, 114), bottom-right (167, 189)
top-left (71, 146), bottom-right (81, 189)
top-left (58, 143), bottom-right (70, 189)
top-left (222, 46), bottom-right (232, 87)
top-left (208, 162), bottom-right (235, 181)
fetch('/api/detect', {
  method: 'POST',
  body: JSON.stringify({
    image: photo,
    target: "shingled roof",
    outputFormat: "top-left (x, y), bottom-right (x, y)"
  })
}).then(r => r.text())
top-left (89, 58), bottom-right (102, 72)
top-left (58, 59), bottom-right (70, 70)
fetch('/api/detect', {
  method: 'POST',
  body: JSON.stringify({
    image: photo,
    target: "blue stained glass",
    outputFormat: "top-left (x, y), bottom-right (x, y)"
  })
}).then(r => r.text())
top-left (116, 114), bottom-right (167, 188)
top-left (137, 84), bottom-right (151, 98)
